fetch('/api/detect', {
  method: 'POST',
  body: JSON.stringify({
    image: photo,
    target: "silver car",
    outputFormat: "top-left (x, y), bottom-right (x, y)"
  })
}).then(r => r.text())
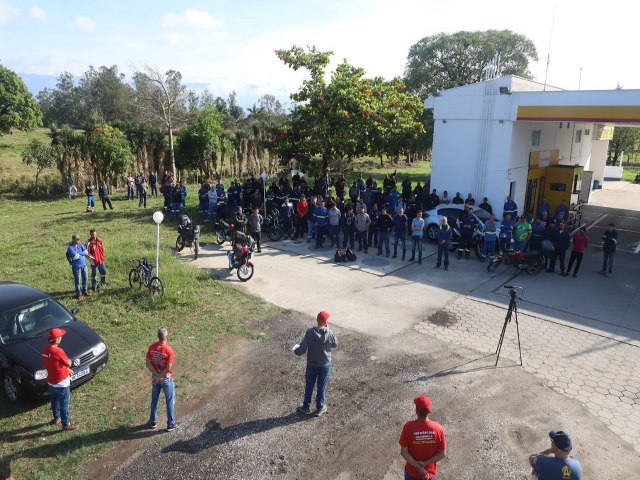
top-left (423, 204), bottom-right (492, 240)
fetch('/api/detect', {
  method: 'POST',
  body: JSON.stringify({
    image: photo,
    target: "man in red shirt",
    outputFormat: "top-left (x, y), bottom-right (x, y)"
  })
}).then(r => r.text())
top-left (399, 395), bottom-right (447, 479)
top-left (567, 227), bottom-right (590, 278)
top-left (41, 328), bottom-right (78, 430)
top-left (146, 327), bottom-right (177, 431)
top-left (86, 228), bottom-right (107, 292)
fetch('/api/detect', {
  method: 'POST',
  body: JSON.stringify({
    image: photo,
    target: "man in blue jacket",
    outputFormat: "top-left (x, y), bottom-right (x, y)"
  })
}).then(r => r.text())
top-left (548, 222), bottom-right (570, 275)
top-left (599, 223), bottom-right (618, 277)
top-left (434, 218), bottom-right (452, 270)
top-left (503, 195), bottom-right (518, 220)
top-left (67, 234), bottom-right (90, 299)
top-left (294, 311), bottom-right (338, 417)
top-left (314, 200), bottom-right (329, 248)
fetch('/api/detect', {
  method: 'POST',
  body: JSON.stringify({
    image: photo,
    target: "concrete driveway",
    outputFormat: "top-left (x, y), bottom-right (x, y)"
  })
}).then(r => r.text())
top-left (186, 181), bottom-right (640, 455)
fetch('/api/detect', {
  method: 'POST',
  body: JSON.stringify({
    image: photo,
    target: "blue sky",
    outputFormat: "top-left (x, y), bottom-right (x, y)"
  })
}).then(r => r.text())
top-left (1, 0), bottom-right (639, 108)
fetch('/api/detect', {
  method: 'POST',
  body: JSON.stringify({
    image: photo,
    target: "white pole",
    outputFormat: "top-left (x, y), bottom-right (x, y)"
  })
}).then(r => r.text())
top-left (263, 179), bottom-right (267, 219)
top-left (156, 223), bottom-right (160, 276)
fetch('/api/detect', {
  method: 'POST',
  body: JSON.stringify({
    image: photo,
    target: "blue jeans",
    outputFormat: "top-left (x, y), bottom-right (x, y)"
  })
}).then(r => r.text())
top-left (303, 363), bottom-right (332, 410)
top-left (72, 266), bottom-right (88, 294)
top-left (87, 195), bottom-right (95, 208)
top-left (378, 232), bottom-right (390, 255)
top-left (329, 224), bottom-right (340, 246)
top-left (411, 236), bottom-right (422, 259)
top-left (150, 379), bottom-right (176, 427)
top-left (49, 385), bottom-right (71, 427)
top-left (307, 221), bottom-right (316, 242)
top-left (171, 202), bottom-right (181, 219)
top-left (394, 233), bottom-right (406, 256)
top-left (405, 473), bottom-right (438, 480)
top-left (515, 240), bottom-right (526, 252)
top-left (91, 263), bottom-right (107, 290)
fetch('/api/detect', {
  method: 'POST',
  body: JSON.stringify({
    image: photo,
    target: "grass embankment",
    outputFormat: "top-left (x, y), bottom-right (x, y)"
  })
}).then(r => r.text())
top-left (0, 129), bottom-right (57, 194)
top-left (0, 192), bottom-right (276, 480)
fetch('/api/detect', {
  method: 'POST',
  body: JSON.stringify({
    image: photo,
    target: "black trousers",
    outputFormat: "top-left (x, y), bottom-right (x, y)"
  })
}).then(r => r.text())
top-left (251, 232), bottom-right (261, 251)
top-left (549, 249), bottom-right (567, 273)
top-left (567, 251), bottom-right (583, 275)
top-left (602, 251), bottom-right (615, 273)
top-left (101, 197), bottom-right (113, 210)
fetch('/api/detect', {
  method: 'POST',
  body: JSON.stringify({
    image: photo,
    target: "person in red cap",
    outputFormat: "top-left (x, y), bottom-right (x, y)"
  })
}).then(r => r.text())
top-left (399, 395), bottom-right (446, 479)
top-left (293, 310), bottom-right (338, 417)
top-left (41, 328), bottom-right (78, 430)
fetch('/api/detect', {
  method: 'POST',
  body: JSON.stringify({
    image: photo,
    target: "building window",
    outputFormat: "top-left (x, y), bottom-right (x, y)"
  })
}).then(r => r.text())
top-left (585, 129), bottom-right (590, 135)
top-left (575, 130), bottom-right (582, 143)
top-left (559, 122), bottom-right (563, 128)
top-left (566, 122), bottom-right (570, 128)
top-left (531, 129), bottom-right (541, 147)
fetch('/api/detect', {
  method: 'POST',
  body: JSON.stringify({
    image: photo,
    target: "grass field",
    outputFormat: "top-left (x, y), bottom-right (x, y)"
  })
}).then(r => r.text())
top-left (0, 129), bottom-right (58, 194)
top-left (0, 189), bottom-right (280, 479)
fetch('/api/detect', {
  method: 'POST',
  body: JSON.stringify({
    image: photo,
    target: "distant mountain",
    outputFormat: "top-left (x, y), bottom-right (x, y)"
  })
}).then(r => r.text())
top-left (19, 73), bottom-right (59, 95)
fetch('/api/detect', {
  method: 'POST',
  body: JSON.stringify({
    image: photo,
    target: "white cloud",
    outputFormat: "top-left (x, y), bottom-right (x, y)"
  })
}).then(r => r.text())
top-left (0, 2), bottom-right (21, 24)
top-left (161, 8), bottom-right (223, 30)
top-left (159, 32), bottom-right (180, 44)
top-left (74, 16), bottom-right (95, 32)
top-left (28, 5), bottom-right (46, 22)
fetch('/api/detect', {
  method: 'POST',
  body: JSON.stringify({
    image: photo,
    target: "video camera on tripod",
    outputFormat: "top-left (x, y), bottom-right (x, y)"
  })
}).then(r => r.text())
top-left (495, 285), bottom-right (524, 366)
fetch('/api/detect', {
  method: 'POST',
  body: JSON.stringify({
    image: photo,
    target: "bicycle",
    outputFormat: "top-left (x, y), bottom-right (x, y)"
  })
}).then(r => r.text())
top-left (128, 258), bottom-right (164, 296)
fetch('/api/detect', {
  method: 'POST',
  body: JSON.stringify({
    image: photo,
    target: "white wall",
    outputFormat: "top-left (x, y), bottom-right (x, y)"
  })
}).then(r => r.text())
top-left (589, 140), bottom-right (609, 184)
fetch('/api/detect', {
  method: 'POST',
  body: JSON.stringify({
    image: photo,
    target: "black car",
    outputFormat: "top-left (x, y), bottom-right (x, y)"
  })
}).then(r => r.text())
top-left (0, 282), bottom-right (109, 403)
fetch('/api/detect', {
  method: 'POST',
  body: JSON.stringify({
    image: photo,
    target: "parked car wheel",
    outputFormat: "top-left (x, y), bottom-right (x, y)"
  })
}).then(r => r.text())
top-left (2, 370), bottom-right (23, 404)
top-left (426, 224), bottom-right (439, 241)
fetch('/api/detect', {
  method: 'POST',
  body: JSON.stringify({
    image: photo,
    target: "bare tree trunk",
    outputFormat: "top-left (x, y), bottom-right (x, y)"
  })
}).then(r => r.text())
top-left (168, 127), bottom-right (176, 178)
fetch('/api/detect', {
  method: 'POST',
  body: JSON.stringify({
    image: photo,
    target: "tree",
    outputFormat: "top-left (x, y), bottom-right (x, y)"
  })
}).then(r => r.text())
top-left (77, 65), bottom-right (135, 125)
top-left (21, 139), bottom-right (57, 192)
top-left (175, 107), bottom-right (223, 176)
top-left (85, 125), bottom-right (133, 183)
top-left (0, 64), bottom-right (42, 135)
top-left (133, 66), bottom-right (189, 178)
top-left (404, 30), bottom-right (538, 98)
top-left (273, 46), bottom-right (423, 171)
top-left (608, 127), bottom-right (640, 165)
top-left (37, 72), bottom-right (81, 127)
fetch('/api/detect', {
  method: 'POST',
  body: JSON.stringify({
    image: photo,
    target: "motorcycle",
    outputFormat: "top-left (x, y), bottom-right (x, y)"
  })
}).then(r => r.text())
top-left (262, 209), bottom-right (284, 242)
top-left (227, 232), bottom-right (255, 282)
top-left (486, 247), bottom-right (544, 274)
top-left (215, 219), bottom-right (234, 245)
top-left (175, 215), bottom-right (201, 259)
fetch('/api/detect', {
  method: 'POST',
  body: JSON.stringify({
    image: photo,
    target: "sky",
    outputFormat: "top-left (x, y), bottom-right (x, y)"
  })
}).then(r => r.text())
top-left (1, 0), bottom-right (639, 108)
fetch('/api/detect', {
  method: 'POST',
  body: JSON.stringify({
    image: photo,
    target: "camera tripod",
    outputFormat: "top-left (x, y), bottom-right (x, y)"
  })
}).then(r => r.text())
top-left (495, 285), bottom-right (523, 366)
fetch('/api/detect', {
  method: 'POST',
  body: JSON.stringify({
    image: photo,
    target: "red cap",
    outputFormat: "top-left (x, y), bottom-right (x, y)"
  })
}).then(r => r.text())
top-left (317, 311), bottom-right (330, 324)
top-left (48, 328), bottom-right (67, 342)
top-left (414, 395), bottom-right (432, 413)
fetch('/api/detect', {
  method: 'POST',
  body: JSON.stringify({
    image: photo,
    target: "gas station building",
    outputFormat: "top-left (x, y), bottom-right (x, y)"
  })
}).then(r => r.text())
top-left (424, 76), bottom-right (640, 218)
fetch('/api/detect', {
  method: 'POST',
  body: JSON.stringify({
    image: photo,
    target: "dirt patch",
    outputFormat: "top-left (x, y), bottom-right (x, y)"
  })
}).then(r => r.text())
top-left (103, 313), bottom-right (639, 480)
top-left (83, 335), bottom-right (253, 480)
top-left (426, 310), bottom-right (458, 327)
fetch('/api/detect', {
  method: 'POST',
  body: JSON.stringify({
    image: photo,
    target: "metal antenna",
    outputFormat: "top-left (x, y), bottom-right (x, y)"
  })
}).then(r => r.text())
top-left (543, 0), bottom-right (558, 91)
top-left (578, 67), bottom-right (582, 90)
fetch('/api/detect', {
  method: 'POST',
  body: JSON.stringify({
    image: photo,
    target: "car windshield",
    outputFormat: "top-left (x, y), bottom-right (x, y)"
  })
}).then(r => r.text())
top-left (0, 299), bottom-right (74, 343)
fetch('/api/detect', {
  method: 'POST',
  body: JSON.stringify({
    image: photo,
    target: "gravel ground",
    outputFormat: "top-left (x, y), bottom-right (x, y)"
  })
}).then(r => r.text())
top-left (106, 312), bottom-right (640, 479)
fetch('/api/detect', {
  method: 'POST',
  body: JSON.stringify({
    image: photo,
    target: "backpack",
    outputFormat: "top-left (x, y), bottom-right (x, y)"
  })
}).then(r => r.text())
top-left (345, 248), bottom-right (357, 262)
top-left (334, 248), bottom-right (346, 262)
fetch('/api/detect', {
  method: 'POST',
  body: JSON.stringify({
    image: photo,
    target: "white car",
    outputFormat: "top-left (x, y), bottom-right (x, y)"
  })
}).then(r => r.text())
top-left (423, 204), bottom-right (492, 240)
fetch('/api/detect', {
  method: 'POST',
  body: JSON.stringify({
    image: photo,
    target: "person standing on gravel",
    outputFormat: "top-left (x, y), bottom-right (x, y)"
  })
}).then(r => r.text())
top-left (293, 311), bottom-right (338, 417)
top-left (399, 395), bottom-right (447, 480)
top-left (529, 430), bottom-right (582, 479)
top-left (146, 327), bottom-right (178, 431)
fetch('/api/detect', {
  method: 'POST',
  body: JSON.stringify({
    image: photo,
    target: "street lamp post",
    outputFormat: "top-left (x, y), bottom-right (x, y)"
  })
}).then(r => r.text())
top-left (260, 171), bottom-right (268, 219)
top-left (152, 211), bottom-right (164, 276)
